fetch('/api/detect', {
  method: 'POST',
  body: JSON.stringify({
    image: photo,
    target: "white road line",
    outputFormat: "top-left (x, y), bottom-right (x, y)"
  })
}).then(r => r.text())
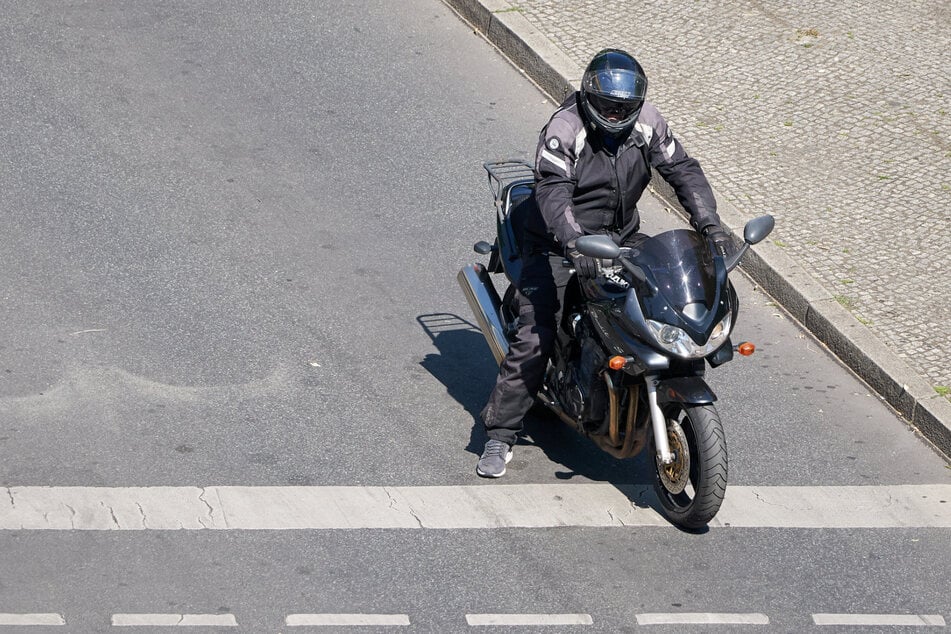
top-left (636, 613), bottom-right (770, 625)
top-left (713, 485), bottom-right (951, 528)
top-left (813, 613), bottom-right (946, 626)
top-left (0, 613), bottom-right (65, 626)
top-left (111, 613), bottom-right (238, 627)
top-left (466, 614), bottom-right (593, 626)
top-left (285, 614), bottom-right (410, 626)
top-left (1, 484), bottom-right (949, 530)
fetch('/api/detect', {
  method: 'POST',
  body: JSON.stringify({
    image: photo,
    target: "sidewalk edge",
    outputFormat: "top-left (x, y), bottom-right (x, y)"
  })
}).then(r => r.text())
top-left (442, 0), bottom-right (951, 459)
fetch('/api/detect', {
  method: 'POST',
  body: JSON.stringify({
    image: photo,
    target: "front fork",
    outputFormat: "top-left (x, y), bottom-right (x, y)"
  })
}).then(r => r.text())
top-left (645, 375), bottom-right (675, 464)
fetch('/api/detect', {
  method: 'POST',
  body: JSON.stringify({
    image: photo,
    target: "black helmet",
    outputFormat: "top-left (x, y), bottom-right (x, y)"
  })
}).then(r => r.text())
top-left (580, 49), bottom-right (648, 137)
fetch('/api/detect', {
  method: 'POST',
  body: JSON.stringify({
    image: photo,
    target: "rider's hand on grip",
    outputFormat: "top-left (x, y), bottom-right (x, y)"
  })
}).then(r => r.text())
top-left (703, 226), bottom-right (733, 259)
top-left (567, 249), bottom-right (600, 279)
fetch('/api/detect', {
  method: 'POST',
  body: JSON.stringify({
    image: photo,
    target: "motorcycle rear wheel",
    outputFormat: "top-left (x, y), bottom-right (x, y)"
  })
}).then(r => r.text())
top-left (651, 403), bottom-right (727, 530)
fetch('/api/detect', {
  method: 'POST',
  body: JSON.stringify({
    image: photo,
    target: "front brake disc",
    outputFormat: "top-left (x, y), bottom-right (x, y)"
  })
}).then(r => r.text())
top-left (656, 418), bottom-right (690, 494)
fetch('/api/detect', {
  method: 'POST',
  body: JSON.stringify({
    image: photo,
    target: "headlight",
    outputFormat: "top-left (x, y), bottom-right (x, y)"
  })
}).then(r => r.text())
top-left (647, 312), bottom-right (732, 359)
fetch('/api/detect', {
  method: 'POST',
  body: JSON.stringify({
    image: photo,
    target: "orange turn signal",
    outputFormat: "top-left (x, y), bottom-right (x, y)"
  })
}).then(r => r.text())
top-left (608, 356), bottom-right (628, 370)
top-left (737, 342), bottom-right (756, 356)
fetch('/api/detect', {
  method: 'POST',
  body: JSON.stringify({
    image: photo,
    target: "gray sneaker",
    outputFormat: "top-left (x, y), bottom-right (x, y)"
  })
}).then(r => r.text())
top-left (476, 439), bottom-right (513, 478)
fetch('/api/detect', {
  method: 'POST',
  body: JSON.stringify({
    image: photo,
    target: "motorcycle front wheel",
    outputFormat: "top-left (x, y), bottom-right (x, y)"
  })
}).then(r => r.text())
top-left (651, 403), bottom-right (728, 530)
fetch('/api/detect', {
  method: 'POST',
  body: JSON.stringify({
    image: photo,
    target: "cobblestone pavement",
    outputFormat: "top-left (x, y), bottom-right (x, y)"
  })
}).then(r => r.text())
top-left (501, 0), bottom-right (951, 394)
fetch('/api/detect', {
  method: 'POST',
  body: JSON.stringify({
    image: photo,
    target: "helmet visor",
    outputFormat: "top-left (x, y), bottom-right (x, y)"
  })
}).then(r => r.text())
top-left (586, 93), bottom-right (643, 123)
top-left (582, 67), bottom-right (647, 102)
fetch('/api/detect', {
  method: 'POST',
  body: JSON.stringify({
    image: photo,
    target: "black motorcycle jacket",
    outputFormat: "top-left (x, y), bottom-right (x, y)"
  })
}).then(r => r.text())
top-left (528, 93), bottom-right (721, 250)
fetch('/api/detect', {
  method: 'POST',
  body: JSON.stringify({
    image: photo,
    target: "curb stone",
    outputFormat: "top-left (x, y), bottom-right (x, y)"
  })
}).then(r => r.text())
top-left (445, 0), bottom-right (579, 100)
top-left (441, 0), bottom-right (951, 459)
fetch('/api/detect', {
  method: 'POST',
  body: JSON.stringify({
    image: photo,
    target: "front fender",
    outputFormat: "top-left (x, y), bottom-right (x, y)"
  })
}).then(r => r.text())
top-left (655, 376), bottom-right (717, 404)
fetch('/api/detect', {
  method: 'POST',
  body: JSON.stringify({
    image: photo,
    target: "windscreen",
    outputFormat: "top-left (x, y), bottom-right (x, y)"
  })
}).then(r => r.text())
top-left (631, 229), bottom-right (717, 308)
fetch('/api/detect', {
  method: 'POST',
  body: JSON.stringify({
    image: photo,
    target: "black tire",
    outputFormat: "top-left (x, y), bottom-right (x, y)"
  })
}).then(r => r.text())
top-left (651, 403), bottom-right (728, 529)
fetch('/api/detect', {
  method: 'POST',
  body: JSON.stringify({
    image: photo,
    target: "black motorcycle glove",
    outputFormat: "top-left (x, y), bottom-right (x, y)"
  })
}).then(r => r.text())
top-left (703, 226), bottom-right (733, 259)
top-left (567, 248), bottom-right (600, 280)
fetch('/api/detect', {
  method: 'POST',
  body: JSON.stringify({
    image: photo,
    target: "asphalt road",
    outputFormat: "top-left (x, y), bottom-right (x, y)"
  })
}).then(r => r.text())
top-left (0, 0), bottom-right (948, 632)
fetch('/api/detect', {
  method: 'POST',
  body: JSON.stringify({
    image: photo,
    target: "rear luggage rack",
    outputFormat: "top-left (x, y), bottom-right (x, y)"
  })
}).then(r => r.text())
top-left (481, 160), bottom-right (535, 280)
top-left (483, 159), bottom-right (535, 222)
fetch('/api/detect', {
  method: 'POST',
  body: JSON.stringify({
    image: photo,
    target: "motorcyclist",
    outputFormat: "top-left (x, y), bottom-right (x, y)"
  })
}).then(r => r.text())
top-left (477, 48), bottom-right (732, 478)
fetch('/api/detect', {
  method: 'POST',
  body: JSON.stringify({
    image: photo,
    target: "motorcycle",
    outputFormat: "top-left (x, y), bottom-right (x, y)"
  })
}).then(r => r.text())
top-left (458, 159), bottom-right (775, 529)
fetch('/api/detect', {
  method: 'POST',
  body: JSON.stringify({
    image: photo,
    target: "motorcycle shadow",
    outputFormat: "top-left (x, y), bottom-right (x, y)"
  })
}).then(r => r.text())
top-left (418, 313), bottom-right (669, 520)
top-left (520, 410), bottom-right (655, 485)
top-left (416, 313), bottom-right (499, 456)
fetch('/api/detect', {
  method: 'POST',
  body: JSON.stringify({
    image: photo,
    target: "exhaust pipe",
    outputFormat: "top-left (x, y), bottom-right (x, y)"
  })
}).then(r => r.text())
top-left (457, 264), bottom-right (509, 365)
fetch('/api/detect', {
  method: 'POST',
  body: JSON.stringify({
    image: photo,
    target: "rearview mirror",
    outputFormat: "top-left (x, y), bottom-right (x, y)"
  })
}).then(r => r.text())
top-left (574, 235), bottom-right (620, 259)
top-left (725, 215), bottom-right (776, 272)
top-left (743, 215), bottom-right (775, 245)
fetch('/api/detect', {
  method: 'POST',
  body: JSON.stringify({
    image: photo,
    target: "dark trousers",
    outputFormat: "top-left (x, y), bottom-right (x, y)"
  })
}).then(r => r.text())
top-left (481, 250), bottom-right (573, 445)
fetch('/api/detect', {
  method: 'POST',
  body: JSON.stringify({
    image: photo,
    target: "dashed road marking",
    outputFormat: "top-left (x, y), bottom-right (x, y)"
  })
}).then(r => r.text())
top-left (111, 613), bottom-right (238, 627)
top-left (285, 614), bottom-right (410, 626)
top-left (812, 613), bottom-right (946, 626)
top-left (1, 484), bottom-right (949, 530)
top-left (636, 612), bottom-right (770, 625)
top-left (466, 614), bottom-right (594, 626)
top-left (2, 611), bottom-right (949, 628)
top-left (0, 613), bottom-right (65, 626)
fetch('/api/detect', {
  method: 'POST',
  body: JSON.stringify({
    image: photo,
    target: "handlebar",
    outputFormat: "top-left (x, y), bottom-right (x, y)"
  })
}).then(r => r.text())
top-left (562, 253), bottom-right (659, 295)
